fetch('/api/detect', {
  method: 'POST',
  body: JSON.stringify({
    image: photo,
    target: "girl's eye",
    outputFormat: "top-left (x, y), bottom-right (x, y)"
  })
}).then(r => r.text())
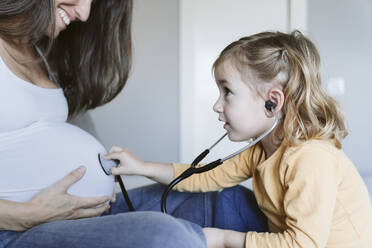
top-left (223, 87), bottom-right (232, 97)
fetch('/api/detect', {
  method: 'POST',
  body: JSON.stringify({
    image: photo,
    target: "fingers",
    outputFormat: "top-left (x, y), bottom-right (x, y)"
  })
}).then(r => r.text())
top-left (53, 166), bottom-right (86, 193)
top-left (104, 146), bottom-right (129, 161)
top-left (72, 196), bottom-right (111, 218)
top-left (73, 204), bottom-right (110, 219)
top-left (108, 146), bottom-right (124, 154)
top-left (111, 190), bottom-right (116, 203)
top-left (104, 147), bottom-right (142, 176)
top-left (110, 166), bottom-right (124, 175)
top-left (103, 152), bottom-right (122, 161)
top-left (75, 195), bottom-right (111, 209)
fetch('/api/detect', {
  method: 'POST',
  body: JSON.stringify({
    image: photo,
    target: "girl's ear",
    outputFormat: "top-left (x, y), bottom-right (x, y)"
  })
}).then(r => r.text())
top-left (266, 88), bottom-right (284, 115)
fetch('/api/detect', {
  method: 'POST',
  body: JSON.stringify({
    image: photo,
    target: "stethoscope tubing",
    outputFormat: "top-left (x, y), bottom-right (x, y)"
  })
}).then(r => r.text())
top-left (221, 113), bottom-right (279, 162)
top-left (108, 113), bottom-right (279, 214)
top-left (116, 175), bottom-right (135, 211)
top-left (161, 113), bottom-right (279, 213)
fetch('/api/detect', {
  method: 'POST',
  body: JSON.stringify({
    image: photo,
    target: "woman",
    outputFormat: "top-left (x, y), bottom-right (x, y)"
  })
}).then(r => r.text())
top-left (0, 1), bottom-right (206, 247)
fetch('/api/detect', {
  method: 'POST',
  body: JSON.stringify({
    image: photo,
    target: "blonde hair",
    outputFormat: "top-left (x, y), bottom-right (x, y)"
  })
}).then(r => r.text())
top-left (213, 30), bottom-right (348, 148)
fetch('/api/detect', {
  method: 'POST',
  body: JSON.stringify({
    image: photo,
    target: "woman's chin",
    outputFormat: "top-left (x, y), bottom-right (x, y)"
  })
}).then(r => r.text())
top-left (44, 26), bottom-right (63, 38)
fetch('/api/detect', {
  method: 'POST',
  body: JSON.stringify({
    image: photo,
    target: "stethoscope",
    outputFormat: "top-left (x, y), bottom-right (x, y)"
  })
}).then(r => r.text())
top-left (98, 100), bottom-right (278, 214)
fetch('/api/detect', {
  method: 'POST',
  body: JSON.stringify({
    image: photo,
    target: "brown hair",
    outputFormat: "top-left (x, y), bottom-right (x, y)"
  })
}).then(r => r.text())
top-left (213, 30), bottom-right (348, 148)
top-left (0, 0), bottom-right (133, 119)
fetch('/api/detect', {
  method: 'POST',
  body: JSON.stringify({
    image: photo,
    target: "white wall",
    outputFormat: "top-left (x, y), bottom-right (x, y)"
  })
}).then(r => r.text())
top-left (180, 0), bottom-right (300, 164)
top-left (308, 0), bottom-right (372, 176)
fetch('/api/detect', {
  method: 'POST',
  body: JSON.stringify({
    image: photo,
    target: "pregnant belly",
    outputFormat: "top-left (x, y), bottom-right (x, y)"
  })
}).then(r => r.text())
top-left (0, 122), bottom-right (114, 202)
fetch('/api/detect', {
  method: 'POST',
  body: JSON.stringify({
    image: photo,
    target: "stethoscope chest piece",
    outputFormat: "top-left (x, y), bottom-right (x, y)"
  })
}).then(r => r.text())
top-left (97, 153), bottom-right (135, 211)
top-left (98, 153), bottom-right (118, 175)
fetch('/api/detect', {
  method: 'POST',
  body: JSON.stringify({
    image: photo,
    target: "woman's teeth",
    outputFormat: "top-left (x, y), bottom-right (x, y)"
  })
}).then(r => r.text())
top-left (58, 8), bottom-right (71, 26)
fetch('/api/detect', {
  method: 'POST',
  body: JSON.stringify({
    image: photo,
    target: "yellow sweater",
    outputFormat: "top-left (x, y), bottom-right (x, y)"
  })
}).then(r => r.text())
top-left (172, 139), bottom-right (372, 248)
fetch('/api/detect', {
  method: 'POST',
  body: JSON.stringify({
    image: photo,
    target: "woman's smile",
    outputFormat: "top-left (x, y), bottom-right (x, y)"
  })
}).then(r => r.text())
top-left (58, 8), bottom-right (71, 27)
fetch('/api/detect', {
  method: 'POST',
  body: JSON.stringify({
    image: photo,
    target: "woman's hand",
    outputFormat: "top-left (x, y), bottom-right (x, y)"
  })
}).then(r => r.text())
top-left (104, 146), bottom-right (147, 176)
top-left (27, 166), bottom-right (111, 229)
top-left (203, 227), bottom-right (246, 248)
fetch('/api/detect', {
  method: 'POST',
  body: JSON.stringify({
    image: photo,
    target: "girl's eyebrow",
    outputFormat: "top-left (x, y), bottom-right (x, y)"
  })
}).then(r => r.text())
top-left (217, 79), bottom-right (229, 85)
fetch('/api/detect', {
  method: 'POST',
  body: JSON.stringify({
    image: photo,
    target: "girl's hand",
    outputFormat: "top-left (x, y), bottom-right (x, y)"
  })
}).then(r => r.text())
top-left (104, 146), bottom-right (174, 185)
top-left (104, 146), bottom-right (146, 176)
top-left (28, 166), bottom-right (111, 229)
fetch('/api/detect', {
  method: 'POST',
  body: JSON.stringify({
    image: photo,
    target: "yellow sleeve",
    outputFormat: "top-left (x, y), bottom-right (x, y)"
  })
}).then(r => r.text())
top-left (172, 144), bottom-right (265, 192)
top-left (245, 146), bottom-right (341, 248)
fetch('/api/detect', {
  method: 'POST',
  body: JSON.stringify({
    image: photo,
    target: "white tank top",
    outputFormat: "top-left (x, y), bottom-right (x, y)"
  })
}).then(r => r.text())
top-left (0, 54), bottom-right (114, 202)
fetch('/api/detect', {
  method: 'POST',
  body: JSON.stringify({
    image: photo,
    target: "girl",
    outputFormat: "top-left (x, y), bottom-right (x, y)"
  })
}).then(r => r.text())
top-left (0, 1), bottom-right (205, 247)
top-left (105, 30), bottom-right (372, 248)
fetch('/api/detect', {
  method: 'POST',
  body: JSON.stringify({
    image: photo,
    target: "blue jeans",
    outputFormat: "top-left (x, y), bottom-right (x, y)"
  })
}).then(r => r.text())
top-left (0, 184), bottom-right (267, 247)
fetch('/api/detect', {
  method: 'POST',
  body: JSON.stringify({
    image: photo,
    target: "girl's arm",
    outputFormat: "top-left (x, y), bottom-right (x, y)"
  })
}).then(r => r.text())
top-left (105, 145), bottom-right (261, 192)
top-left (0, 166), bottom-right (110, 231)
top-left (104, 146), bottom-right (174, 185)
top-left (140, 161), bottom-right (174, 185)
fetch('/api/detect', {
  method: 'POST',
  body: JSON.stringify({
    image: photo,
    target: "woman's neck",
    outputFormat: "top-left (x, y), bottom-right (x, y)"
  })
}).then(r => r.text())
top-left (0, 38), bottom-right (35, 63)
top-left (0, 39), bottom-right (57, 89)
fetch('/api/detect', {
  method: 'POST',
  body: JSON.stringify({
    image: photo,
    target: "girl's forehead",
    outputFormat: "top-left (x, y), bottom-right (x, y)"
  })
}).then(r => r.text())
top-left (214, 59), bottom-right (266, 98)
top-left (214, 60), bottom-right (238, 78)
top-left (214, 59), bottom-right (253, 85)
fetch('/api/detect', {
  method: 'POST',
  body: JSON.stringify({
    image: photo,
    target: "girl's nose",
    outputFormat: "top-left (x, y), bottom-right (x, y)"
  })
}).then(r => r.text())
top-left (213, 97), bottom-right (223, 113)
top-left (74, 0), bottom-right (92, 22)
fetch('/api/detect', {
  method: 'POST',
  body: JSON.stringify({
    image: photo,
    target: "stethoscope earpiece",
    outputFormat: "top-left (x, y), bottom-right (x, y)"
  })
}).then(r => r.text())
top-left (265, 100), bottom-right (276, 112)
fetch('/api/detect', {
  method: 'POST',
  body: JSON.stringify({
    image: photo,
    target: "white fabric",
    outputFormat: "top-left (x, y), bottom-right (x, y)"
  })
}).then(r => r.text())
top-left (363, 176), bottom-right (372, 203)
top-left (0, 56), bottom-right (114, 202)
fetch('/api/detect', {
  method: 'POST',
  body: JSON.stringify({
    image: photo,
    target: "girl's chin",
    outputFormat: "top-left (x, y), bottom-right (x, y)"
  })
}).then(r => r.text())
top-left (227, 133), bottom-right (243, 142)
top-left (227, 132), bottom-right (254, 142)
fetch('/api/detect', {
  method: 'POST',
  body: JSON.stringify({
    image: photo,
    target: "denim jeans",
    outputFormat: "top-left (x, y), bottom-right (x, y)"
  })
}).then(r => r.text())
top-left (0, 184), bottom-right (267, 248)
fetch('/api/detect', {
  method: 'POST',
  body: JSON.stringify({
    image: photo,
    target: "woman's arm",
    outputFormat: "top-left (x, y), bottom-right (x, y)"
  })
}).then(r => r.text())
top-left (0, 199), bottom-right (34, 231)
top-left (0, 166), bottom-right (111, 232)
